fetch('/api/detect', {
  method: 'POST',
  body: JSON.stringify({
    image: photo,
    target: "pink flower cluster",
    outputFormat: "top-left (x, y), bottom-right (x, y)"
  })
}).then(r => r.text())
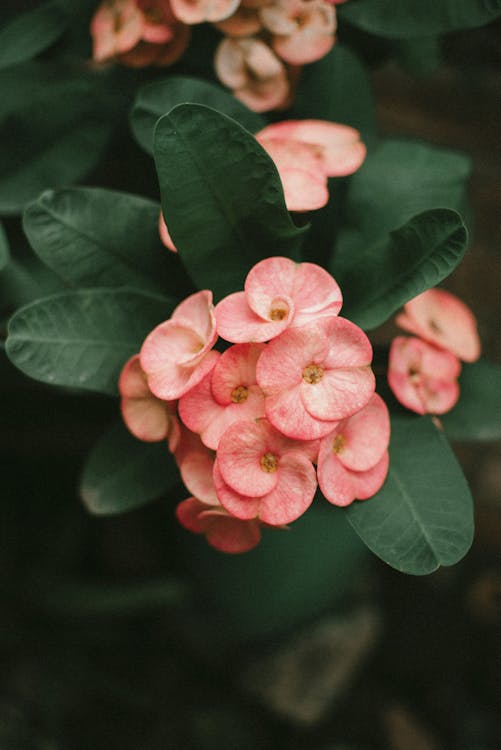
top-left (388, 288), bottom-right (481, 415)
top-left (91, 0), bottom-right (348, 110)
top-left (119, 257), bottom-right (390, 553)
top-left (159, 118), bottom-right (366, 251)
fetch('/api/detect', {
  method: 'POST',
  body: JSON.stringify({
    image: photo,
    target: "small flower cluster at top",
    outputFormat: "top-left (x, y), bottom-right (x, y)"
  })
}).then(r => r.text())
top-left (388, 288), bottom-right (481, 415)
top-left (90, 0), bottom-right (348, 111)
top-left (119, 256), bottom-right (391, 553)
top-left (159, 117), bottom-right (366, 251)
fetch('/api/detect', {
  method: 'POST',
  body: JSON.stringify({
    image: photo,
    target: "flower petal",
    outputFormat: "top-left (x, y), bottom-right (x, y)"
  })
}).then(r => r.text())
top-left (217, 420), bottom-right (279, 497)
top-left (258, 451), bottom-right (317, 524)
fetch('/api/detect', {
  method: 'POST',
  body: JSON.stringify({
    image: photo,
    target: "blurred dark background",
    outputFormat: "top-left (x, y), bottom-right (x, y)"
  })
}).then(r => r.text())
top-left (1, 12), bottom-right (501, 750)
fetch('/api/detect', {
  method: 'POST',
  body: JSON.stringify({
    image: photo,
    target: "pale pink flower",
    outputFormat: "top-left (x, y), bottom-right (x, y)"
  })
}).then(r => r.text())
top-left (214, 5), bottom-right (262, 36)
top-left (317, 393), bottom-right (390, 506)
top-left (388, 336), bottom-right (461, 415)
top-left (91, 0), bottom-right (143, 62)
top-left (214, 36), bottom-right (290, 112)
top-left (260, 0), bottom-right (336, 65)
top-left (255, 120), bottom-right (367, 180)
top-left (140, 290), bottom-right (219, 400)
top-left (176, 497), bottom-right (262, 553)
top-left (91, 0), bottom-right (190, 68)
top-left (170, 0), bottom-right (240, 23)
top-left (174, 427), bottom-right (219, 505)
top-left (396, 288), bottom-right (481, 363)
top-left (118, 354), bottom-right (180, 447)
top-left (215, 256), bottom-right (342, 343)
top-left (178, 343), bottom-right (266, 449)
top-left (214, 419), bottom-right (318, 525)
top-left (256, 316), bottom-right (375, 440)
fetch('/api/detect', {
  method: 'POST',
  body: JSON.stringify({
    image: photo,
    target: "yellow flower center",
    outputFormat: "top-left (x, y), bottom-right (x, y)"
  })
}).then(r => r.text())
top-left (332, 434), bottom-right (346, 454)
top-left (302, 363), bottom-right (324, 384)
top-left (260, 452), bottom-right (278, 473)
top-left (231, 385), bottom-right (249, 403)
top-left (269, 298), bottom-right (289, 321)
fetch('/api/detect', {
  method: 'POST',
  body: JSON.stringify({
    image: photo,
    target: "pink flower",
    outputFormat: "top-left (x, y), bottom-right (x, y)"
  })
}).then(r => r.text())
top-left (317, 393), bottom-right (390, 506)
top-left (256, 316), bottom-right (375, 439)
top-left (214, 36), bottom-right (291, 112)
top-left (91, 0), bottom-right (143, 62)
top-left (176, 497), bottom-right (262, 553)
top-left (174, 427), bottom-right (219, 505)
top-left (91, 0), bottom-right (190, 68)
top-left (396, 288), bottom-right (481, 363)
top-left (256, 119), bottom-right (367, 179)
top-left (140, 290), bottom-right (219, 400)
top-left (215, 256), bottom-right (342, 343)
top-left (388, 336), bottom-right (461, 415)
top-left (214, 4), bottom-right (262, 36)
top-left (260, 0), bottom-right (336, 66)
top-left (178, 343), bottom-right (266, 449)
top-left (118, 354), bottom-right (180, 447)
top-left (170, 0), bottom-right (240, 23)
top-left (214, 419), bottom-right (318, 525)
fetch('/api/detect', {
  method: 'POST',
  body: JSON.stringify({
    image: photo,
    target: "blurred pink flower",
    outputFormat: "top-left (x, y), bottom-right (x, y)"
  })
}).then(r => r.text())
top-left (214, 419), bottom-right (318, 525)
top-left (176, 497), bottom-right (262, 552)
top-left (174, 427), bottom-right (219, 505)
top-left (317, 393), bottom-right (390, 506)
top-left (260, 0), bottom-right (336, 65)
top-left (256, 316), bottom-right (375, 439)
top-left (170, 0), bottom-right (240, 23)
top-left (214, 36), bottom-right (291, 112)
top-left (396, 288), bottom-right (481, 363)
top-left (140, 290), bottom-right (218, 400)
top-left (119, 354), bottom-right (180, 446)
top-left (178, 343), bottom-right (266, 449)
top-left (388, 336), bottom-right (461, 415)
top-left (91, 0), bottom-right (190, 67)
top-left (215, 256), bottom-right (342, 343)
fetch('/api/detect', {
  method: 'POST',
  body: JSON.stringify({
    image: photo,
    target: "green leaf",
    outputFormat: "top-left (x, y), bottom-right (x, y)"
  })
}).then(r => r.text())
top-left (0, 2), bottom-right (68, 70)
top-left (0, 221), bottom-right (9, 271)
top-left (333, 209), bottom-right (468, 330)
top-left (442, 359), bottom-right (501, 441)
top-left (23, 187), bottom-right (192, 296)
top-left (345, 415), bottom-right (474, 575)
top-left (291, 44), bottom-right (376, 144)
top-left (6, 288), bottom-right (174, 395)
top-left (154, 103), bottom-right (306, 299)
top-left (131, 75), bottom-right (265, 155)
top-left (0, 62), bottom-right (121, 215)
top-left (81, 421), bottom-right (181, 515)
top-left (338, 139), bottom-right (471, 252)
top-left (339, 0), bottom-right (501, 38)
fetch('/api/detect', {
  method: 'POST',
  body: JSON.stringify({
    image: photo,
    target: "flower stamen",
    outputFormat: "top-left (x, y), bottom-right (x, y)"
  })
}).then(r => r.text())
top-left (260, 452), bottom-right (279, 473)
top-left (302, 363), bottom-right (324, 384)
top-left (231, 385), bottom-right (249, 403)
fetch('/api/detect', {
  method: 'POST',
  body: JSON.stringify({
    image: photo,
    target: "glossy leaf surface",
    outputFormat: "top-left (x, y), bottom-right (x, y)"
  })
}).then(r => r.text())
top-left (345, 415), bottom-right (474, 574)
top-left (6, 289), bottom-right (173, 395)
top-left (154, 104), bottom-right (305, 299)
top-left (23, 187), bottom-right (192, 296)
top-left (81, 421), bottom-right (180, 515)
top-left (333, 209), bottom-right (468, 330)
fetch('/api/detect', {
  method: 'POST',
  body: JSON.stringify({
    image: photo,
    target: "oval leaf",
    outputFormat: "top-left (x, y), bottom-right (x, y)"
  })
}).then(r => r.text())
top-left (131, 75), bottom-right (264, 154)
top-left (6, 288), bottom-right (174, 395)
top-left (23, 187), bottom-right (193, 295)
top-left (0, 2), bottom-right (68, 70)
top-left (345, 415), bottom-right (474, 575)
top-left (154, 103), bottom-right (306, 299)
top-left (81, 421), bottom-right (180, 515)
top-left (333, 209), bottom-right (468, 330)
top-left (339, 0), bottom-right (501, 38)
top-left (338, 139), bottom-right (471, 253)
top-left (442, 359), bottom-right (501, 441)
